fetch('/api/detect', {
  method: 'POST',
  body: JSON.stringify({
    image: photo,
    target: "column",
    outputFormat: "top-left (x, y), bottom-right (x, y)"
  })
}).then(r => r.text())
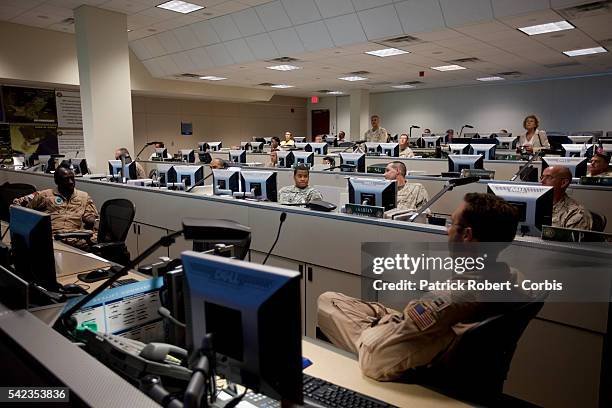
top-left (74, 6), bottom-right (134, 173)
top-left (349, 89), bottom-right (369, 141)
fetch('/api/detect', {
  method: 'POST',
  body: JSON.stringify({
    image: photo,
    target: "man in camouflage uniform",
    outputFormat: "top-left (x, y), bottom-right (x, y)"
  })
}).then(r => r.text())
top-left (278, 164), bottom-right (323, 205)
top-left (398, 134), bottom-right (415, 158)
top-left (318, 193), bottom-right (531, 381)
top-left (115, 147), bottom-right (146, 179)
top-left (364, 115), bottom-right (389, 143)
top-left (540, 165), bottom-right (592, 230)
top-left (588, 152), bottom-right (612, 177)
top-left (13, 165), bottom-right (98, 249)
top-left (383, 161), bottom-right (428, 211)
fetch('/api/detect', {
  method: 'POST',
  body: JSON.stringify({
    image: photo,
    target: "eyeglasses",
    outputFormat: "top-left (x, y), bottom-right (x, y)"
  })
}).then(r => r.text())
top-left (445, 219), bottom-right (465, 230)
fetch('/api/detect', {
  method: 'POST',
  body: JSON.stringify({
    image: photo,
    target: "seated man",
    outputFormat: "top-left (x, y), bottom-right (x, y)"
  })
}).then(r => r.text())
top-left (209, 158), bottom-right (227, 170)
top-left (540, 165), bottom-right (592, 230)
top-left (278, 164), bottom-right (323, 205)
top-left (314, 135), bottom-right (324, 143)
top-left (384, 161), bottom-right (428, 211)
top-left (398, 133), bottom-right (415, 158)
top-left (115, 147), bottom-right (146, 179)
top-left (267, 149), bottom-right (278, 168)
top-left (149, 141), bottom-right (172, 160)
top-left (318, 193), bottom-right (529, 381)
top-left (588, 152), bottom-right (612, 177)
top-left (13, 165), bottom-right (98, 250)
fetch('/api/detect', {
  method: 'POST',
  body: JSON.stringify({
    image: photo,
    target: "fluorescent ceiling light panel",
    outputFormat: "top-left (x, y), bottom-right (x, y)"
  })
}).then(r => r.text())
top-left (391, 84), bottom-right (415, 89)
top-left (327, 91), bottom-right (344, 95)
top-left (431, 65), bottom-right (466, 71)
top-left (476, 76), bottom-right (505, 81)
top-left (266, 65), bottom-right (301, 71)
top-left (156, 0), bottom-right (204, 14)
top-left (199, 76), bottom-right (227, 81)
top-left (338, 76), bottom-right (367, 81)
top-left (270, 84), bottom-right (294, 88)
top-left (563, 46), bottom-right (607, 57)
top-left (365, 48), bottom-right (409, 57)
top-left (518, 20), bottom-right (574, 36)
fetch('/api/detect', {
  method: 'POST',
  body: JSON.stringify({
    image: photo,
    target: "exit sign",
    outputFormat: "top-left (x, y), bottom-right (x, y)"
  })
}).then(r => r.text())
top-left (311, 96), bottom-right (319, 103)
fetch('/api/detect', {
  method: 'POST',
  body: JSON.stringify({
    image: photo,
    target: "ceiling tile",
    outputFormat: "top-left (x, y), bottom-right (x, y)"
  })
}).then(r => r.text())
top-left (157, 30), bottom-right (183, 53)
top-left (281, 0), bottom-right (322, 25)
top-left (357, 4), bottom-right (403, 40)
top-left (325, 13), bottom-right (367, 46)
top-left (394, 0), bottom-right (446, 34)
top-left (190, 20), bottom-right (221, 46)
top-left (210, 15), bottom-right (242, 42)
top-left (205, 43), bottom-right (235, 66)
top-left (171, 51), bottom-right (198, 72)
top-left (129, 38), bottom-right (154, 60)
top-left (141, 35), bottom-right (167, 58)
top-left (224, 38), bottom-right (256, 62)
top-left (268, 27), bottom-right (306, 55)
top-left (143, 59), bottom-right (165, 77)
top-left (245, 32), bottom-right (279, 59)
top-left (173, 25), bottom-right (201, 50)
top-left (314, 0), bottom-right (355, 18)
top-left (0, 5), bottom-right (28, 20)
top-left (231, 7), bottom-right (265, 37)
top-left (351, 0), bottom-right (394, 12)
top-left (500, 9), bottom-right (564, 28)
top-left (155, 55), bottom-right (181, 75)
top-left (438, 0), bottom-right (494, 27)
top-left (491, 0), bottom-right (551, 18)
top-left (572, 14), bottom-right (612, 41)
top-left (295, 20), bottom-right (335, 51)
top-left (255, 0), bottom-right (293, 31)
top-left (186, 46), bottom-right (214, 69)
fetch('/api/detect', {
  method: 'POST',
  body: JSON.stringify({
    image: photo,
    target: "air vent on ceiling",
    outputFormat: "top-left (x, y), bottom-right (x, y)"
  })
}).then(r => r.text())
top-left (382, 35), bottom-right (421, 44)
top-left (257, 82), bottom-right (274, 86)
top-left (316, 90), bottom-right (331, 93)
top-left (347, 71), bottom-right (370, 75)
top-left (405, 81), bottom-right (423, 85)
top-left (61, 17), bottom-right (74, 25)
top-left (497, 71), bottom-right (523, 77)
top-left (557, 0), bottom-right (611, 19)
top-left (180, 73), bottom-right (200, 78)
top-left (543, 61), bottom-right (581, 68)
top-left (266, 57), bottom-right (300, 63)
top-left (450, 57), bottom-right (482, 64)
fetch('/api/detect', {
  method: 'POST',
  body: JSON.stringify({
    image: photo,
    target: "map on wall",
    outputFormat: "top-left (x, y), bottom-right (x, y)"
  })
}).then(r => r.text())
top-left (10, 124), bottom-right (59, 155)
top-left (1, 86), bottom-right (57, 124)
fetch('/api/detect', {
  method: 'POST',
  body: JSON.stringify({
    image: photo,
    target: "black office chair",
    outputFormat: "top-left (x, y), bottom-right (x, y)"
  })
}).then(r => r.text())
top-left (55, 198), bottom-right (135, 265)
top-left (590, 210), bottom-right (607, 232)
top-left (401, 296), bottom-right (546, 405)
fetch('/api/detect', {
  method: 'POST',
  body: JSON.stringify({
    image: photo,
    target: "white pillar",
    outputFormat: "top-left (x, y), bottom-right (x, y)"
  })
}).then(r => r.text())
top-left (75, 6), bottom-right (134, 173)
top-left (349, 89), bottom-right (369, 141)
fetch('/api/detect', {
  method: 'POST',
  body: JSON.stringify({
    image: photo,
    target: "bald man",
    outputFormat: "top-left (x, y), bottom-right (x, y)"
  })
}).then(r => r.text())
top-left (540, 165), bottom-right (592, 230)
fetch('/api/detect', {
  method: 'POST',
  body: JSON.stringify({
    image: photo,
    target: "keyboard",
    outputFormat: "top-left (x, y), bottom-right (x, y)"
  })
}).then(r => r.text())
top-left (110, 278), bottom-right (139, 288)
top-left (302, 374), bottom-right (394, 408)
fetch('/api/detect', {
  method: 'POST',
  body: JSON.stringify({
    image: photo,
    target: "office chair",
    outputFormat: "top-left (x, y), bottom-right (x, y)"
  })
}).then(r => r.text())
top-left (590, 210), bottom-right (607, 232)
top-left (55, 198), bottom-right (135, 265)
top-left (401, 295), bottom-right (546, 405)
top-left (0, 183), bottom-right (37, 235)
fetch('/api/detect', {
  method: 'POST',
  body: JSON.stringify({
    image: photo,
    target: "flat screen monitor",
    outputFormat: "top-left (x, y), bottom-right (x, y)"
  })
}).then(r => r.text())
top-left (240, 142), bottom-right (251, 151)
top-left (229, 150), bottom-right (247, 164)
top-left (294, 137), bottom-right (306, 143)
top-left (379, 143), bottom-right (399, 157)
top-left (495, 136), bottom-right (518, 150)
top-left (0, 265), bottom-right (29, 310)
top-left (183, 252), bottom-right (302, 405)
top-left (292, 151), bottom-right (314, 167)
top-left (294, 142), bottom-right (309, 150)
top-left (240, 171), bottom-right (277, 201)
top-left (448, 154), bottom-right (484, 172)
top-left (487, 183), bottom-right (553, 235)
top-left (463, 133), bottom-right (480, 139)
top-left (250, 142), bottom-right (264, 153)
top-left (547, 135), bottom-right (572, 150)
top-left (469, 144), bottom-right (496, 160)
top-left (561, 144), bottom-right (595, 158)
top-left (157, 164), bottom-right (176, 186)
top-left (572, 131), bottom-right (603, 140)
top-left (308, 143), bottom-right (328, 155)
top-left (108, 160), bottom-right (137, 180)
top-left (325, 136), bottom-right (337, 146)
top-left (37, 154), bottom-right (58, 173)
top-left (568, 135), bottom-right (593, 144)
top-left (154, 148), bottom-right (168, 160)
top-left (448, 144), bottom-right (470, 155)
top-left (263, 137), bottom-right (272, 145)
top-left (213, 168), bottom-right (241, 195)
top-left (9, 207), bottom-right (58, 291)
top-left (174, 165), bottom-right (204, 188)
top-left (541, 157), bottom-right (588, 178)
top-left (421, 136), bottom-right (441, 148)
top-left (208, 142), bottom-right (222, 151)
top-left (348, 178), bottom-right (396, 211)
top-left (61, 158), bottom-right (88, 175)
top-left (180, 149), bottom-right (196, 163)
top-left (276, 151), bottom-right (295, 168)
top-left (339, 153), bottom-right (366, 173)
top-left (364, 143), bottom-right (380, 154)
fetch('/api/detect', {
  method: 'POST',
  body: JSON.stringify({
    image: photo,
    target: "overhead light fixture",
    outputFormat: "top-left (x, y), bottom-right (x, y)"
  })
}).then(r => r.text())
top-left (199, 75), bottom-right (227, 81)
top-left (563, 46), bottom-right (608, 57)
top-left (431, 65), bottom-right (466, 71)
top-left (156, 0), bottom-right (204, 14)
top-left (327, 91), bottom-right (344, 95)
top-left (365, 48), bottom-right (410, 57)
top-left (476, 76), bottom-right (505, 81)
top-left (270, 84), bottom-right (294, 88)
top-left (266, 65), bottom-right (301, 71)
top-left (518, 20), bottom-right (574, 36)
top-left (391, 84), bottom-right (415, 89)
top-left (338, 76), bottom-right (367, 81)
top-left (127, 29), bottom-right (132, 32)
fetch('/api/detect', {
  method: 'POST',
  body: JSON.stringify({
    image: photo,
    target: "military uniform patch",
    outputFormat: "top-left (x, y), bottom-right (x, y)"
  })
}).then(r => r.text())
top-left (406, 303), bottom-right (436, 331)
top-left (431, 296), bottom-right (450, 312)
top-left (55, 196), bottom-right (63, 205)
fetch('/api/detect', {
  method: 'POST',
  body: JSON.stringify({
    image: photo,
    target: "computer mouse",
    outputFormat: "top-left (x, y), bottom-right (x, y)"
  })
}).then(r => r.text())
top-left (77, 268), bottom-right (112, 283)
top-left (62, 284), bottom-right (88, 295)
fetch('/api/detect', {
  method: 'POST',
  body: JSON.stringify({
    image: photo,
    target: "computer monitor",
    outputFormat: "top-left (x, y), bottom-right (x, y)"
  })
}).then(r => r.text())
top-left (276, 151), bottom-right (295, 168)
top-left (325, 136), bottom-right (337, 146)
top-left (572, 131), bottom-right (603, 140)
top-left (448, 144), bottom-right (470, 154)
top-left (61, 158), bottom-right (89, 175)
top-left (487, 183), bottom-right (553, 235)
top-left (348, 178), bottom-right (396, 211)
top-left (292, 151), bottom-right (314, 167)
top-left (463, 133), bottom-right (480, 139)
top-left (108, 160), bottom-right (137, 180)
top-left (250, 142), bottom-right (264, 153)
top-left (9, 207), bottom-right (58, 291)
top-left (294, 137), bottom-right (306, 143)
top-left (495, 136), bottom-right (518, 150)
top-left (240, 142), bottom-right (251, 151)
top-left (180, 149), bottom-right (196, 164)
top-left (240, 171), bottom-right (277, 201)
top-left (339, 153), bottom-right (366, 173)
top-left (568, 135), bottom-right (593, 144)
top-left (173, 165), bottom-right (204, 188)
top-left (378, 143), bottom-right (399, 157)
top-left (547, 135), bottom-right (572, 150)
top-left (157, 164), bottom-right (176, 186)
top-left (421, 136), bottom-right (441, 148)
top-left (469, 144), bottom-right (496, 160)
top-left (197, 142), bottom-right (208, 152)
top-left (263, 137), bottom-right (272, 145)
top-left (37, 154), bottom-right (58, 173)
top-left (213, 168), bottom-right (241, 195)
top-left (153, 148), bottom-right (168, 160)
top-left (541, 157), bottom-right (588, 178)
top-left (0, 265), bottom-right (29, 310)
top-left (364, 143), bottom-right (380, 155)
top-left (208, 142), bottom-right (222, 151)
top-left (294, 142), bottom-right (309, 150)
top-left (448, 154), bottom-right (484, 173)
top-left (183, 252), bottom-right (302, 405)
top-left (561, 144), bottom-right (595, 158)
top-left (307, 143), bottom-right (328, 155)
top-left (229, 150), bottom-right (247, 164)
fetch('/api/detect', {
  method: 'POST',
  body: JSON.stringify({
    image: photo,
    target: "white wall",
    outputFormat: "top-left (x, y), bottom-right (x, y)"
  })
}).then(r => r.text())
top-left (327, 74), bottom-right (612, 138)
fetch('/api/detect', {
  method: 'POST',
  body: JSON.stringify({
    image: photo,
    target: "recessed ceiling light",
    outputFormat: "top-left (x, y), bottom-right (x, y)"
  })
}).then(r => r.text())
top-left (365, 48), bottom-right (410, 57)
top-left (127, 29), bottom-right (132, 32)
top-left (476, 76), bottom-right (505, 81)
top-left (518, 20), bottom-right (574, 36)
top-left (199, 76), bottom-right (227, 81)
top-left (266, 65), bottom-right (301, 71)
top-left (156, 0), bottom-right (204, 14)
top-left (327, 91), bottom-right (344, 95)
top-left (563, 46), bottom-right (608, 57)
top-left (270, 84), bottom-right (294, 88)
top-left (391, 84), bottom-right (415, 89)
top-left (338, 76), bottom-right (367, 81)
top-left (431, 65), bottom-right (466, 71)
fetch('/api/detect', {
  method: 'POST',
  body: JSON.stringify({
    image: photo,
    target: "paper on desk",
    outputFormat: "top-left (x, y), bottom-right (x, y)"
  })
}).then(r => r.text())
top-left (81, 252), bottom-right (111, 263)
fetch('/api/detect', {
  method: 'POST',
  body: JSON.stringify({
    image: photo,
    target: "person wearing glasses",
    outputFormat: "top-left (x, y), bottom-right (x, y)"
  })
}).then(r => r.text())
top-left (540, 165), bottom-right (592, 230)
top-left (517, 114), bottom-right (549, 154)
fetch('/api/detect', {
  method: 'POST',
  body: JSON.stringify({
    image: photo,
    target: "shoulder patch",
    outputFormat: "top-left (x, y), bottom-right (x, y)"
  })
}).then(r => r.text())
top-left (54, 196), bottom-right (63, 205)
top-left (431, 296), bottom-right (450, 312)
top-left (406, 302), bottom-right (436, 331)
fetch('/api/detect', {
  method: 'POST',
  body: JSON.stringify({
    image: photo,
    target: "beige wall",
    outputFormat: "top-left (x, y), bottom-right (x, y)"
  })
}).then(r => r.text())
top-left (132, 95), bottom-right (307, 152)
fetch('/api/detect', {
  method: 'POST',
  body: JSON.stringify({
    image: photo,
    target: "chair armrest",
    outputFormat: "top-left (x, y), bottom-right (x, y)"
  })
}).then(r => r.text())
top-left (54, 231), bottom-right (94, 240)
top-left (90, 241), bottom-right (125, 251)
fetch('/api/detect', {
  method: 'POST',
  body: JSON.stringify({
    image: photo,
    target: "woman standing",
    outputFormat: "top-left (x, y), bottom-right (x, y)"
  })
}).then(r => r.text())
top-left (517, 114), bottom-right (549, 153)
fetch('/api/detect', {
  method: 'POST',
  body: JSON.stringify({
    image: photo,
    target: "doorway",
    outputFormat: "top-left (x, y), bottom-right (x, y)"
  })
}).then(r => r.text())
top-left (311, 109), bottom-right (330, 140)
